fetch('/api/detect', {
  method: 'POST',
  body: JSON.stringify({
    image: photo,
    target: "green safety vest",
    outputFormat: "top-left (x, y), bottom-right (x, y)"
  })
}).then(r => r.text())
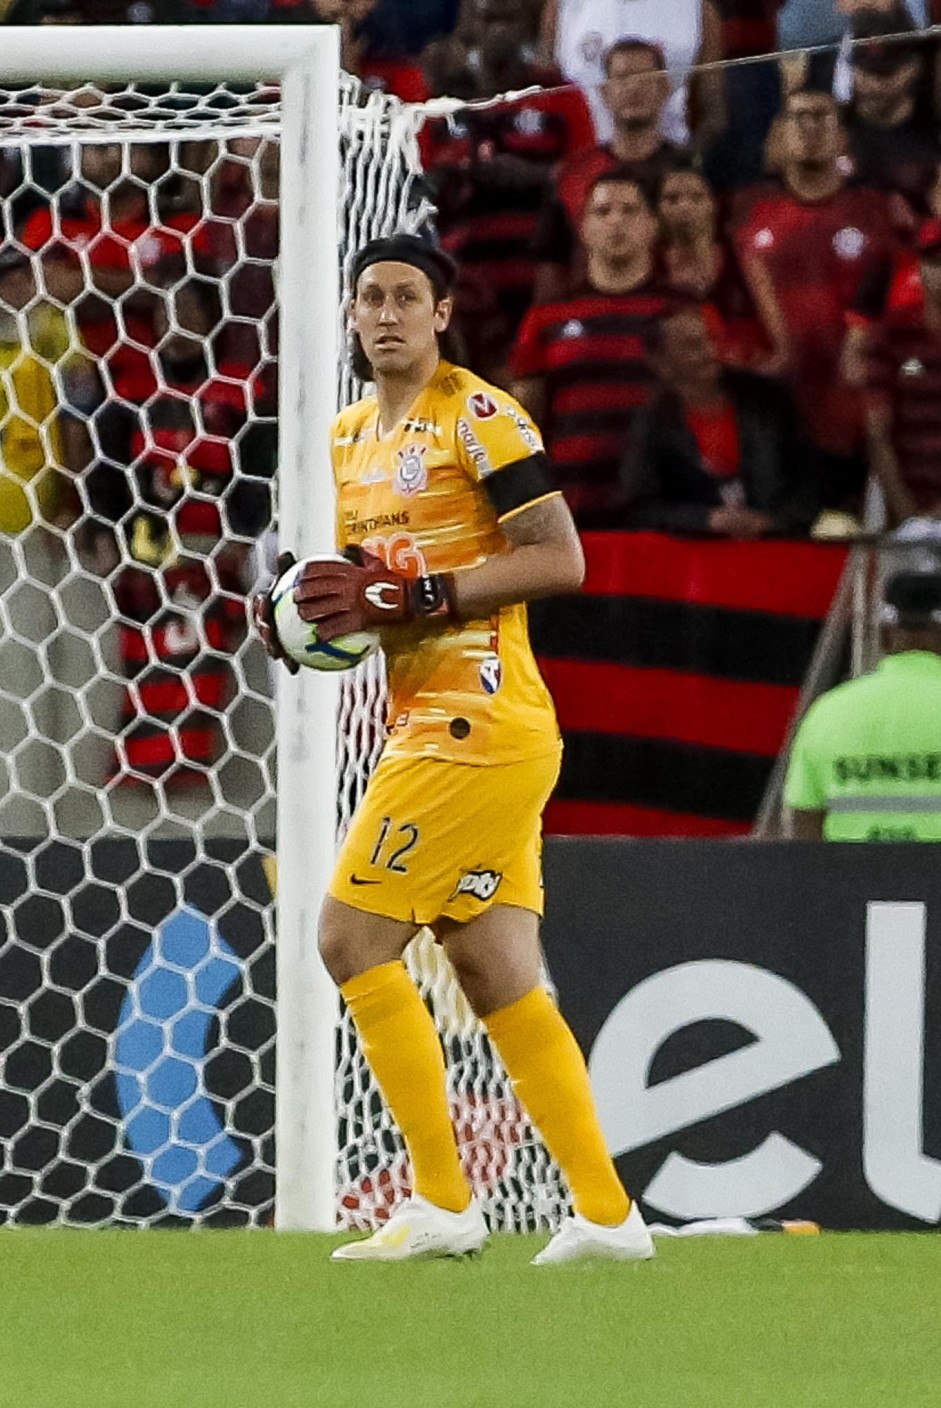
top-left (784, 651), bottom-right (941, 841)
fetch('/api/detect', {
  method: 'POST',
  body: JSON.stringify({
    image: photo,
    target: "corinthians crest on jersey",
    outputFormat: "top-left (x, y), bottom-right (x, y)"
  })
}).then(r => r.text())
top-left (393, 442), bottom-right (428, 496)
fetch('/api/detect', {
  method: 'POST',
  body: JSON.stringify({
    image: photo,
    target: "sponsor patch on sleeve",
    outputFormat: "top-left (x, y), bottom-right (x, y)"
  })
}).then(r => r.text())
top-left (457, 417), bottom-right (494, 476)
top-left (468, 391), bottom-right (498, 420)
top-left (504, 404), bottom-right (542, 454)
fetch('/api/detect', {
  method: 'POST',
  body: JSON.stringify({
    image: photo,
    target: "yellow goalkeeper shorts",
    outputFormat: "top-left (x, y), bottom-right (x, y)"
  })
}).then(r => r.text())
top-left (328, 747), bottom-right (562, 926)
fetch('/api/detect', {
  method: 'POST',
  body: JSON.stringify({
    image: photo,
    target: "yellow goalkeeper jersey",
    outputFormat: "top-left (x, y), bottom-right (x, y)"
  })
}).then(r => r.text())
top-left (331, 360), bottom-right (562, 765)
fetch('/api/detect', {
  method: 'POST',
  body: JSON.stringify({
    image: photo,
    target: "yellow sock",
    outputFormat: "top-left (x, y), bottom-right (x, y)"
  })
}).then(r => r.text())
top-left (486, 986), bottom-right (630, 1226)
top-left (341, 961), bottom-right (470, 1214)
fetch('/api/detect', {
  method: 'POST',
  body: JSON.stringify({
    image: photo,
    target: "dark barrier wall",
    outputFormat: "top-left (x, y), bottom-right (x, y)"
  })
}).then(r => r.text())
top-left (532, 533), bottom-right (846, 837)
top-left (3, 836), bottom-right (938, 1230)
top-left (541, 838), bottom-right (941, 1230)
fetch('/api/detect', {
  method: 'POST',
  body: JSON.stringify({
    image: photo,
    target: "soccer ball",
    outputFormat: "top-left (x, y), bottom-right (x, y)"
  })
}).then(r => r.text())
top-left (271, 555), bottom-right (380, 671)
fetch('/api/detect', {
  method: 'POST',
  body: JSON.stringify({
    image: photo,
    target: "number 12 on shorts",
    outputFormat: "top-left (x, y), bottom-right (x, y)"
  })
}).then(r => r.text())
top-left (369, 816), bottom-right (419, 873)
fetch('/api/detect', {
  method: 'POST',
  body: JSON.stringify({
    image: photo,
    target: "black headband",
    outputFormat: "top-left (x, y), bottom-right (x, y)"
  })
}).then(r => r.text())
top-left (350, 234), bottom-right (457, 301)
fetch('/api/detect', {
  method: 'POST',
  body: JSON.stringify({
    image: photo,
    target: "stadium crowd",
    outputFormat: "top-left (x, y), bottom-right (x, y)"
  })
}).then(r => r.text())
top-left (2, 0), bottom-right (941, 793)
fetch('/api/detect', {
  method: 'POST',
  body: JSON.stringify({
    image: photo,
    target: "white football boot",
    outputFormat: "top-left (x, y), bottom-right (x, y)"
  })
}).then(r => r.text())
top-left (532, 1201), bottom-right (655, 1266)
top-left (331, 1194), bottom-right (488, 1262)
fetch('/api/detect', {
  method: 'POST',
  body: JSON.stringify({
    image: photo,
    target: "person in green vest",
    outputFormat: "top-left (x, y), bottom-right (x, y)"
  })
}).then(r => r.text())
top-left (785, 570), bottom-right (941, 841)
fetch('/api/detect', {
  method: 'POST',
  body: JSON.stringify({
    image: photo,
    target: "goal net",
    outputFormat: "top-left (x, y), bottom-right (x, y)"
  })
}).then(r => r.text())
top-left (0, 43), bottom-right (564, 1230)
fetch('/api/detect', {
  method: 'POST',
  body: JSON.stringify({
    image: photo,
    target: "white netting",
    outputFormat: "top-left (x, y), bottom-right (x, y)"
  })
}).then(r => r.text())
top-left (0, 77), bottom-right (564, 1230)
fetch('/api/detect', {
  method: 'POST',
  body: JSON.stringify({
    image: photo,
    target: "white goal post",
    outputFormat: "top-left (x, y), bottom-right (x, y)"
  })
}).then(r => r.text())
top-left (0, 24), bottom-right (341, 1231)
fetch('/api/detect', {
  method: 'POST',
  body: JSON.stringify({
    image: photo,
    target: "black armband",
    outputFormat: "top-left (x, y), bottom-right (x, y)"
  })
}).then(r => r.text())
top-left (484, 452), bottom-right (554, 520)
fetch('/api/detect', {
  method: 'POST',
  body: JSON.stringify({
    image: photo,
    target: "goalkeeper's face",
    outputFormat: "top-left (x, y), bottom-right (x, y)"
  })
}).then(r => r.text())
top-left (351, 261), bottom-right (453, 377)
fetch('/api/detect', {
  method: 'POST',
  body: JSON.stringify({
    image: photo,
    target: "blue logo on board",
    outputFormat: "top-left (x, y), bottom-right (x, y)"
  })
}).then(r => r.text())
top-left (114, 907), bottom-right (243, 1215)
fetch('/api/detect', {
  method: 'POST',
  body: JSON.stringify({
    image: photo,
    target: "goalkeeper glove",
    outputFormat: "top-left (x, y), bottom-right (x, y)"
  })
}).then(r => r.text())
top-left (252, 550), bottom-right (300, 675)
top-left (294, 549), bottom-right (457, 642)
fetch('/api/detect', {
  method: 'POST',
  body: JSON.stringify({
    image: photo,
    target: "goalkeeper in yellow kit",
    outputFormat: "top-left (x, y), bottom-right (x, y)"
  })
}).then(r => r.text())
top-left (257, 232), bottom-right (653, 1264)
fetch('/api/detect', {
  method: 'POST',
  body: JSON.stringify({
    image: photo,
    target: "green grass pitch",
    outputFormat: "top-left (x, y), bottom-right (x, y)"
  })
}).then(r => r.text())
top-left (1, 1230), bottom-right (937, 1407)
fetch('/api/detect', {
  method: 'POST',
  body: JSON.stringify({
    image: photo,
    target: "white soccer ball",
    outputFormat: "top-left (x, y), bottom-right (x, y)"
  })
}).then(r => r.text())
top-left (271, 555), bottom-right (380, 672)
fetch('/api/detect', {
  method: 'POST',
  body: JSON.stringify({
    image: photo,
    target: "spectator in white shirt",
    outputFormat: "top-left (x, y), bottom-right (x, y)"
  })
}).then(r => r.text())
top-left (539, 0), bottom-right (724, 146)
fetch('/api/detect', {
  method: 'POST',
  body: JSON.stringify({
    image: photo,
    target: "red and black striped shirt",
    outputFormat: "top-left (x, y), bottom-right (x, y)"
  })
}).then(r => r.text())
top-left (114, 556), bottom-right (245, 784)
top-left (130, 360), bottom-right (261, 543)
top-left (421, 85), bottom-right (595, 333)
top-left (865, 307), bottom-right (941, 512)
top-left (21, 202), bottom-right (204, 403)
top-left (511, 279), bottom-right (677, 525)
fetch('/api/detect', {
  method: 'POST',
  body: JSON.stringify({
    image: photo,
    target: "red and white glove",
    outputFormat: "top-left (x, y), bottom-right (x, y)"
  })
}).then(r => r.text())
top-left (295, 550), bottom-right (457, 642)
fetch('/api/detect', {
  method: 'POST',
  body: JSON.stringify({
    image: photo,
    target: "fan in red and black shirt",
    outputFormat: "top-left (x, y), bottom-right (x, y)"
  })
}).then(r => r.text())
top-left (511, 171), bottom-right (678, 527)
top-left (114, 280), bottom-right (273, 786)
top-left (843, 12), bottom-right (941, 222)
top-left (657, 160), bottom-right (769, 369)
top-left (733, 88), bottom-right (897, 509)
top-left (128, 283), bottom-right (270, 553)
top-left (533, 39), bottom-right (683, 303)
top-left (18, 144), bottom-right (213, 530)
top-left (19, 145), bottom-right (205, 410)
top-left (199, 136), bottom-right (280, 384)
top-left (843, 160), bottom-right (941, 387)
top-left (864, 221), bottom-right (941, 526)
top-left (114, 553), bottom-right (247, 786)
top-left (420, 36), bottom-right (594, 376)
